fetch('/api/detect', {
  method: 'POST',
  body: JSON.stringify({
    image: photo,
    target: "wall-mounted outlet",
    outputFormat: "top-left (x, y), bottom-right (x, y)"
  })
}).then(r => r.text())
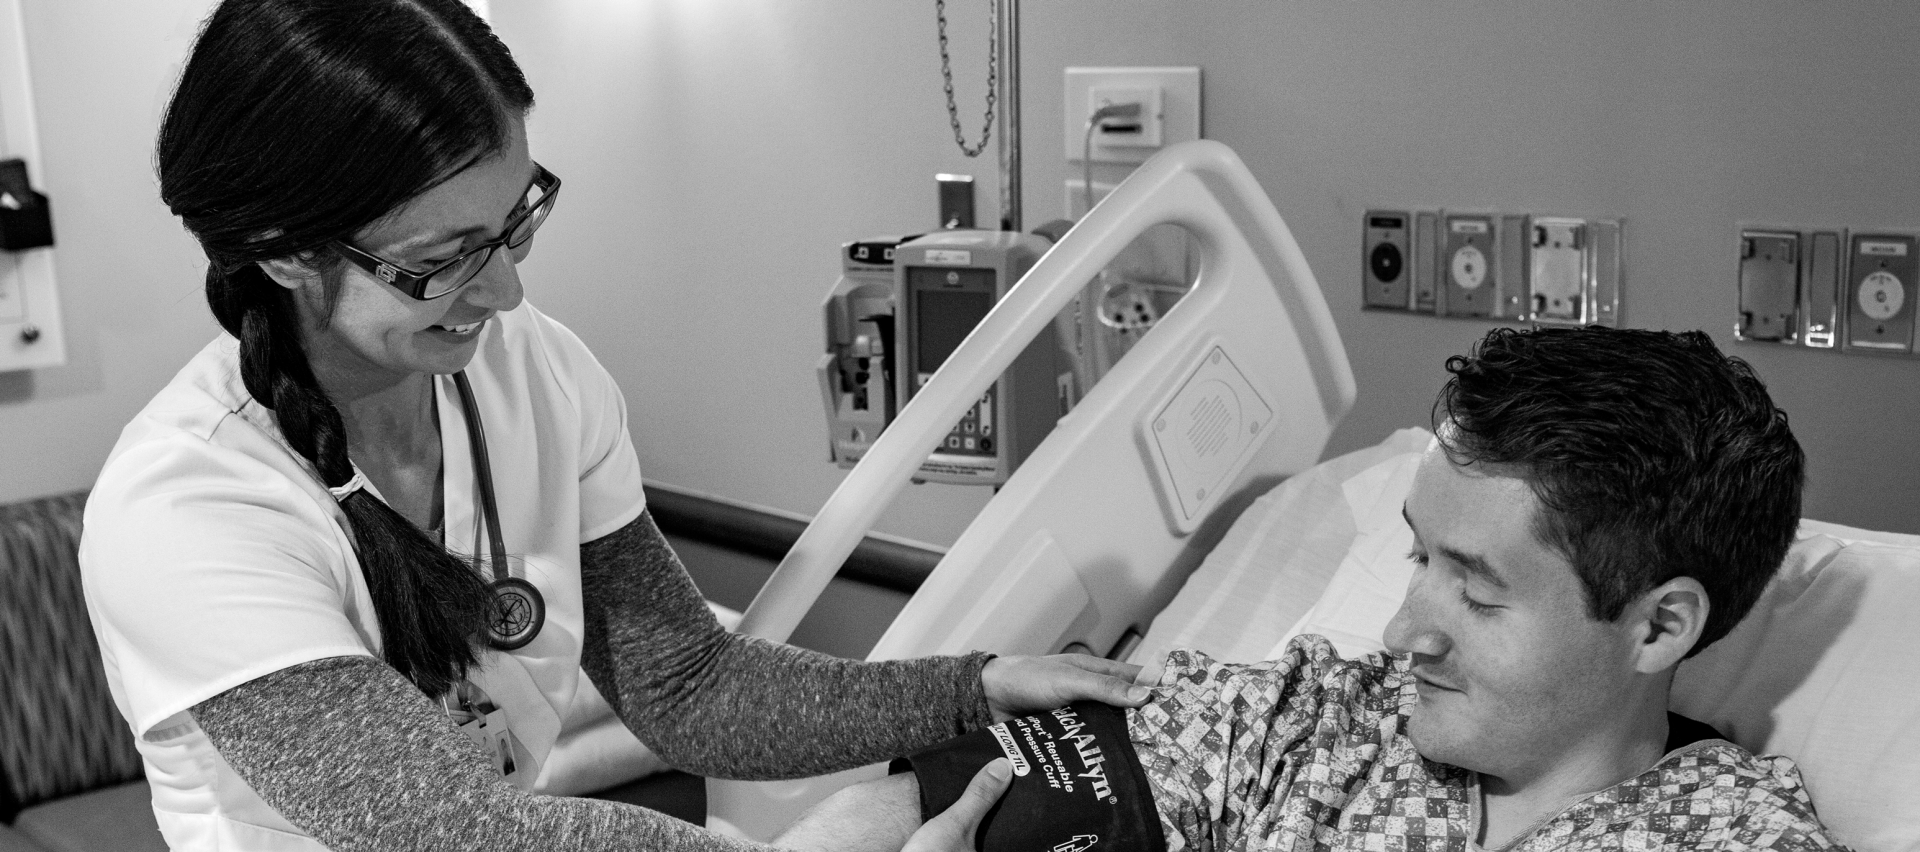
top-left (1363, 206), bottom-right (1620, 325)
top-left (1361, 210), bottom-right (1412, 311)
top-left (1735, 230), bottom-right (1800, 343)
top-left (1529, 218), bottom-right (1585, 322)
top-left (1087, 84), bottom-right (1163, 148)
top-left (1528, 216), bottom-right (1621, 327)
top-left (1843, 232), bottom-right (1916, 354)
top-left (1063, 67), bottom-right (1199, 165)
top-left (1441, 213), bottom-right (1498, 318)
top-left (1436, 213), bottom-right (1528, 319)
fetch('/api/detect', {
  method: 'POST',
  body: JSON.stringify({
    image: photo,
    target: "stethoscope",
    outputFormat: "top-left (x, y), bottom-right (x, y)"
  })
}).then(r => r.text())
top-left (451, 370), bottom-right (545, 651)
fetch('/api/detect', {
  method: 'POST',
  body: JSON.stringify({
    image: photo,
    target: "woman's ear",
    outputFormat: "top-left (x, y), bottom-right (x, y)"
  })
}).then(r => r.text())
top-left (1629, 576), bottom-right (1709, 675)
top-left (256, 256), bottom-right (319, 291)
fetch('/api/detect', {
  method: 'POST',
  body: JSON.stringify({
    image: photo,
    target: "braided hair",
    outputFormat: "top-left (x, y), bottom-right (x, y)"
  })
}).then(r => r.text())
top-left (157, 0), bottom-right (536, 697)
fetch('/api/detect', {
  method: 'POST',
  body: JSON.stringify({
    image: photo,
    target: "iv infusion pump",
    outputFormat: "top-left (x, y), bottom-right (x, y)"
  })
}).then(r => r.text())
top-left (818, 229), bottom-right (1062, 486)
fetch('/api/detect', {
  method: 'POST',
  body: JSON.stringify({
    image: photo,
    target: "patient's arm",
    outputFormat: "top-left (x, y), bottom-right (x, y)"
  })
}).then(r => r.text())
top-left (779, 766), bottom-right (1021, 852)
top-left (774, 773), bottom-right (925, 852)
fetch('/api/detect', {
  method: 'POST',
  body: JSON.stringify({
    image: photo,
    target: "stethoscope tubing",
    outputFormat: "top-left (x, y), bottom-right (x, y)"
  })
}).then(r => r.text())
top-left (452, 370), bottom-right (543, 651)
top-left (452, 370), bottom-right (510, 583)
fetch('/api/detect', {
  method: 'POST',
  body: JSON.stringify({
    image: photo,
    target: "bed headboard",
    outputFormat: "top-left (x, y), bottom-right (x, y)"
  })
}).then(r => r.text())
top-left (863, 141), bottom-right (1355, 663)
top-left (705, 141), bottom-right (1354, 839)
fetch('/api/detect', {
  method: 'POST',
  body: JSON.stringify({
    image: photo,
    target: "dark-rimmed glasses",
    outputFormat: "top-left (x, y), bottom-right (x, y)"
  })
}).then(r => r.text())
top-left (332, 163), bottom-right (560, 300)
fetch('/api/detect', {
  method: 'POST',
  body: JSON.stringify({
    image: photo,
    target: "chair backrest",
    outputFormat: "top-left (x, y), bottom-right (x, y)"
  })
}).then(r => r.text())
top-left (0, 491), bottom-right (143, 823)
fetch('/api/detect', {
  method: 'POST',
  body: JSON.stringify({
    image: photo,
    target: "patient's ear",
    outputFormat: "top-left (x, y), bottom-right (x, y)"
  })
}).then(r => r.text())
top-left (1629, 576), bottom-right (1708, 674)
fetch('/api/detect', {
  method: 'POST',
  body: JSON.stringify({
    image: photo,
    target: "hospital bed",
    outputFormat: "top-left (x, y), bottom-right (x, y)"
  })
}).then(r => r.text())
top-left (706, 141), bottom-right (1920, 851)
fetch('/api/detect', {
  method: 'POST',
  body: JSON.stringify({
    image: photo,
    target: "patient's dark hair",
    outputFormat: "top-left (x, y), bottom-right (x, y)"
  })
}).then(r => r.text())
top-left (157, 0), bottom-right (534, 696)
top-left (1434, 326), bottom-right (1803, 656)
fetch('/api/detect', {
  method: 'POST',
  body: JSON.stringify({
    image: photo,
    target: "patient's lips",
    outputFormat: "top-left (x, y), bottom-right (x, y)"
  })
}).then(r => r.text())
top-left (1410, 666), bottom-right (1462, 694)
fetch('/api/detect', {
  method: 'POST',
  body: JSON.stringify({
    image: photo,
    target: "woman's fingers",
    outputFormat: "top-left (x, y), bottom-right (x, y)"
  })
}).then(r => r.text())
top-left (902, 759), bottom-right (1012, 852)
top-left (982, 655), bottom-right (1154, 721)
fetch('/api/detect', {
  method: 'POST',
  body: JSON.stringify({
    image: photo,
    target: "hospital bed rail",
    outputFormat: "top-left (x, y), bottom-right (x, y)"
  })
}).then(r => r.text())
top-left (707, 140), bottom-right (1356, 839)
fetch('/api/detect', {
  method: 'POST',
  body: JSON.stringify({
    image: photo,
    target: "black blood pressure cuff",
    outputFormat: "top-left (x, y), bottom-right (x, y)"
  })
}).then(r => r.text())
top-left (890, 701), bottom-right (1166, 852)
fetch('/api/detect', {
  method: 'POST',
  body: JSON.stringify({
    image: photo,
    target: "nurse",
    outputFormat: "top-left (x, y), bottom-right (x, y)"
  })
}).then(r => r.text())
top-left (77, 1), bottom-right (1143, 849)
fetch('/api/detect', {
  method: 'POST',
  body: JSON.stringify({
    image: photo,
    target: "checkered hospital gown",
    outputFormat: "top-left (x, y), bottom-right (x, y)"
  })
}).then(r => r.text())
top-left (1128, 637), bottom-right (1845, 852)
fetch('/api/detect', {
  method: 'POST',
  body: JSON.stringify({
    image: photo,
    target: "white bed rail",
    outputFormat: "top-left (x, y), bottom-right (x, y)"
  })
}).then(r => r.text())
top-left (707, 140), bottom-right (1355, 838)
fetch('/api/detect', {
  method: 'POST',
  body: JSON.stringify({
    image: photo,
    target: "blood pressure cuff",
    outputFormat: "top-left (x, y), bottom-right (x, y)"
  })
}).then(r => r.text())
top-left (890, 700), bottom-right (1166, 852)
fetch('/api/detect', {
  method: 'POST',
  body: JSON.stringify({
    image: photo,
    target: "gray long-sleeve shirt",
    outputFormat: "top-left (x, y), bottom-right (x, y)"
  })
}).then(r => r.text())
top-left (193, 510), bottom-right (993, 851)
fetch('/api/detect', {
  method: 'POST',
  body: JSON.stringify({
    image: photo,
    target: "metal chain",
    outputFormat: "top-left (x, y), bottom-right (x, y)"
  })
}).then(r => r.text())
top-left (937, 0), bottom-right (997, 158)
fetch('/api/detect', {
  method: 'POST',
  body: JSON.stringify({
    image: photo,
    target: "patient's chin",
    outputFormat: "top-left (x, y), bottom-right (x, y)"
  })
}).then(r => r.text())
top-left (1404, 705), bottom-right (1478, 773)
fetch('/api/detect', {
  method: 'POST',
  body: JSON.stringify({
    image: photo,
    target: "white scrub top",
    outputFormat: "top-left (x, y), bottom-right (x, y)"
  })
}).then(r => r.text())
top-left (80, 302), bottom-right (647, 851)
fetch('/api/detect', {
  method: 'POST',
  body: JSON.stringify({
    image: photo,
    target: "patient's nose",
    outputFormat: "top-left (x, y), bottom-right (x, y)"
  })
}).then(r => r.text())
top-left (1383, 574), bottom-right (1448, 658)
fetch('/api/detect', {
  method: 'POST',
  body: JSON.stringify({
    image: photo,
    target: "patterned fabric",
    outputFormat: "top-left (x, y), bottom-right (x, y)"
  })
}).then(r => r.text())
top-left (0, 491), bottom-right (143, 822)
top-left (1129, 637), bottom-right (1844, 852)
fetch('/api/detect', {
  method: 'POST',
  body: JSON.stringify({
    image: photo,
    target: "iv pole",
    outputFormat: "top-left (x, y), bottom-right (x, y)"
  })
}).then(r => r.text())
top-left (997, 0), bottom-right (1021, 232)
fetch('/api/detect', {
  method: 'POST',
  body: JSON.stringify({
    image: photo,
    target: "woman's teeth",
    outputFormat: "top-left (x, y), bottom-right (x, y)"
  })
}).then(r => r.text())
top-left (436, 320), bottom-right (483, 334)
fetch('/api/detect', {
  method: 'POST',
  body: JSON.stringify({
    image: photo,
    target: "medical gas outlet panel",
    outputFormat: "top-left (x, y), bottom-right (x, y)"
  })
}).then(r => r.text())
top-left (1362, 209), bottom-right (1622, 327)
top-left (819, 230), bottom-right (1062, 486)
top-left (1733, 225), bottom-right (1920, 358)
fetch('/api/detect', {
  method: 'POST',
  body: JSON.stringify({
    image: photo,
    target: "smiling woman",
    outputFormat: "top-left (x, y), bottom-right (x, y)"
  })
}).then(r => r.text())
top-left (71, 2), bottom-right (1149, 851)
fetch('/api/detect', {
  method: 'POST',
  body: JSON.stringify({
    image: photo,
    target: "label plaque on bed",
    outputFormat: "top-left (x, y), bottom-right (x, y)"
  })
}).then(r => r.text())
top-left (1139, 343), bottom-right (1276, 532)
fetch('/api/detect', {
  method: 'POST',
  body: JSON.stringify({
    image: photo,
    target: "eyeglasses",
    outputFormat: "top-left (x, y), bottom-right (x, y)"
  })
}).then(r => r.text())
top-left (332, 163), bottom-right (561, 300)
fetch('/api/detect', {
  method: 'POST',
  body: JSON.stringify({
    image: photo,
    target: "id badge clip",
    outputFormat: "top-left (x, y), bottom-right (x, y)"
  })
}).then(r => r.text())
top-left (444, 680), bottom-right (534, 788)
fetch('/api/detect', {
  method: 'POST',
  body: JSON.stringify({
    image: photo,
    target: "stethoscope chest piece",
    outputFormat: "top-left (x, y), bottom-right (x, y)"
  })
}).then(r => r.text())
top-left (487, 576), bottom-right (545, 651)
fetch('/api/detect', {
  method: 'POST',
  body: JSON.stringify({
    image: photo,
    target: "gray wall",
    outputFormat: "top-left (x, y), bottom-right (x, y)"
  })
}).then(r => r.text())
top-left (6, 1), bottom-right (1919, 541)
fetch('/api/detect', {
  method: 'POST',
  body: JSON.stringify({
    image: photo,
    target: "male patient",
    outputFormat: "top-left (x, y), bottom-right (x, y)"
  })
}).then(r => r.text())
top-left (781, 326), bottom-right (1844, 852)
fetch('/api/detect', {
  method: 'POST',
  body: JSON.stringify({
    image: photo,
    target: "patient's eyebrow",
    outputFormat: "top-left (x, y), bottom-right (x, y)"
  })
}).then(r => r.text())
top-left (1402, 505), bottom-right (1510, 590)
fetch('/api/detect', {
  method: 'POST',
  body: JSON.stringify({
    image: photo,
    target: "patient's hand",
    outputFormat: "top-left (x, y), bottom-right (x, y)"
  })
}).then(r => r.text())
top-left (775, 760), bottom-right (1010, 852)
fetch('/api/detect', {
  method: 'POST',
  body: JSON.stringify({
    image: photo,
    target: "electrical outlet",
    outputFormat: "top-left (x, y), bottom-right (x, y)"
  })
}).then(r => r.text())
top-left (1063, 67), bottom-right (1199, 165)
top-left (1087, 84), bottom-right (1163, 148)
top-left (1843, 232), bottom-right (1917, 354)
top-left (1735, 229), bottom-right (1800, 343)
top-left (1362, 210), bottom-right (1413, 311)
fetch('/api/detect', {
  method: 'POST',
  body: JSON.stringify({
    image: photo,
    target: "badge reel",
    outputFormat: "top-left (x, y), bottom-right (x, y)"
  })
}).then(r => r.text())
top-left (443, 679), bottom-right (533, 786)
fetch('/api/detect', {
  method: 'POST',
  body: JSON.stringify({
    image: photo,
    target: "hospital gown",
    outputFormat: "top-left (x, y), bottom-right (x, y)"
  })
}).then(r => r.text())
top-left (1129, 638), bottom-right (1845, 852)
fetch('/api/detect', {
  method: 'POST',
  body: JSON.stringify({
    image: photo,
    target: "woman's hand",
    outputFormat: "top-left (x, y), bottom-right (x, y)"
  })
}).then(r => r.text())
top-left (980, 654), bottom-right (1150, 722)
top-left (902, 759), bottom-right (1012, 852)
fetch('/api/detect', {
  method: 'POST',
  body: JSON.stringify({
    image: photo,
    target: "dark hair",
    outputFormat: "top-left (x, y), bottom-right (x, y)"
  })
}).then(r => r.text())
top-left (1434, 326), bottom-right (1804, 656)
top-left (157, 0), bottom-right (536, 696)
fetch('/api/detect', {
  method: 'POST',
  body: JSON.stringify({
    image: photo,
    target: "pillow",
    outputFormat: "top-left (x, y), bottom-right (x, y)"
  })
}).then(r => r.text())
top-left (1672, 533), bottom-right (1920, 852)
top-left (1266, 447), bottom-right (1423, 658)
top-left (1265, 450), bottom-right (1920, 852)
top-left (1127, 428), bottom-right (1433, 670)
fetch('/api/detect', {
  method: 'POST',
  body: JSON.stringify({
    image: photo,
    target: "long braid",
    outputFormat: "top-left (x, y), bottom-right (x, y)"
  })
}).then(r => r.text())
top-left (217, 263), bottom-right (492, 697)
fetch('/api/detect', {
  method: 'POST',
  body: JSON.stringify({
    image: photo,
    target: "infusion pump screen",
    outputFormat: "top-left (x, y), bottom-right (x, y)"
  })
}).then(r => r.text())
top-left (911, 271), bottom-right (996, 371)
